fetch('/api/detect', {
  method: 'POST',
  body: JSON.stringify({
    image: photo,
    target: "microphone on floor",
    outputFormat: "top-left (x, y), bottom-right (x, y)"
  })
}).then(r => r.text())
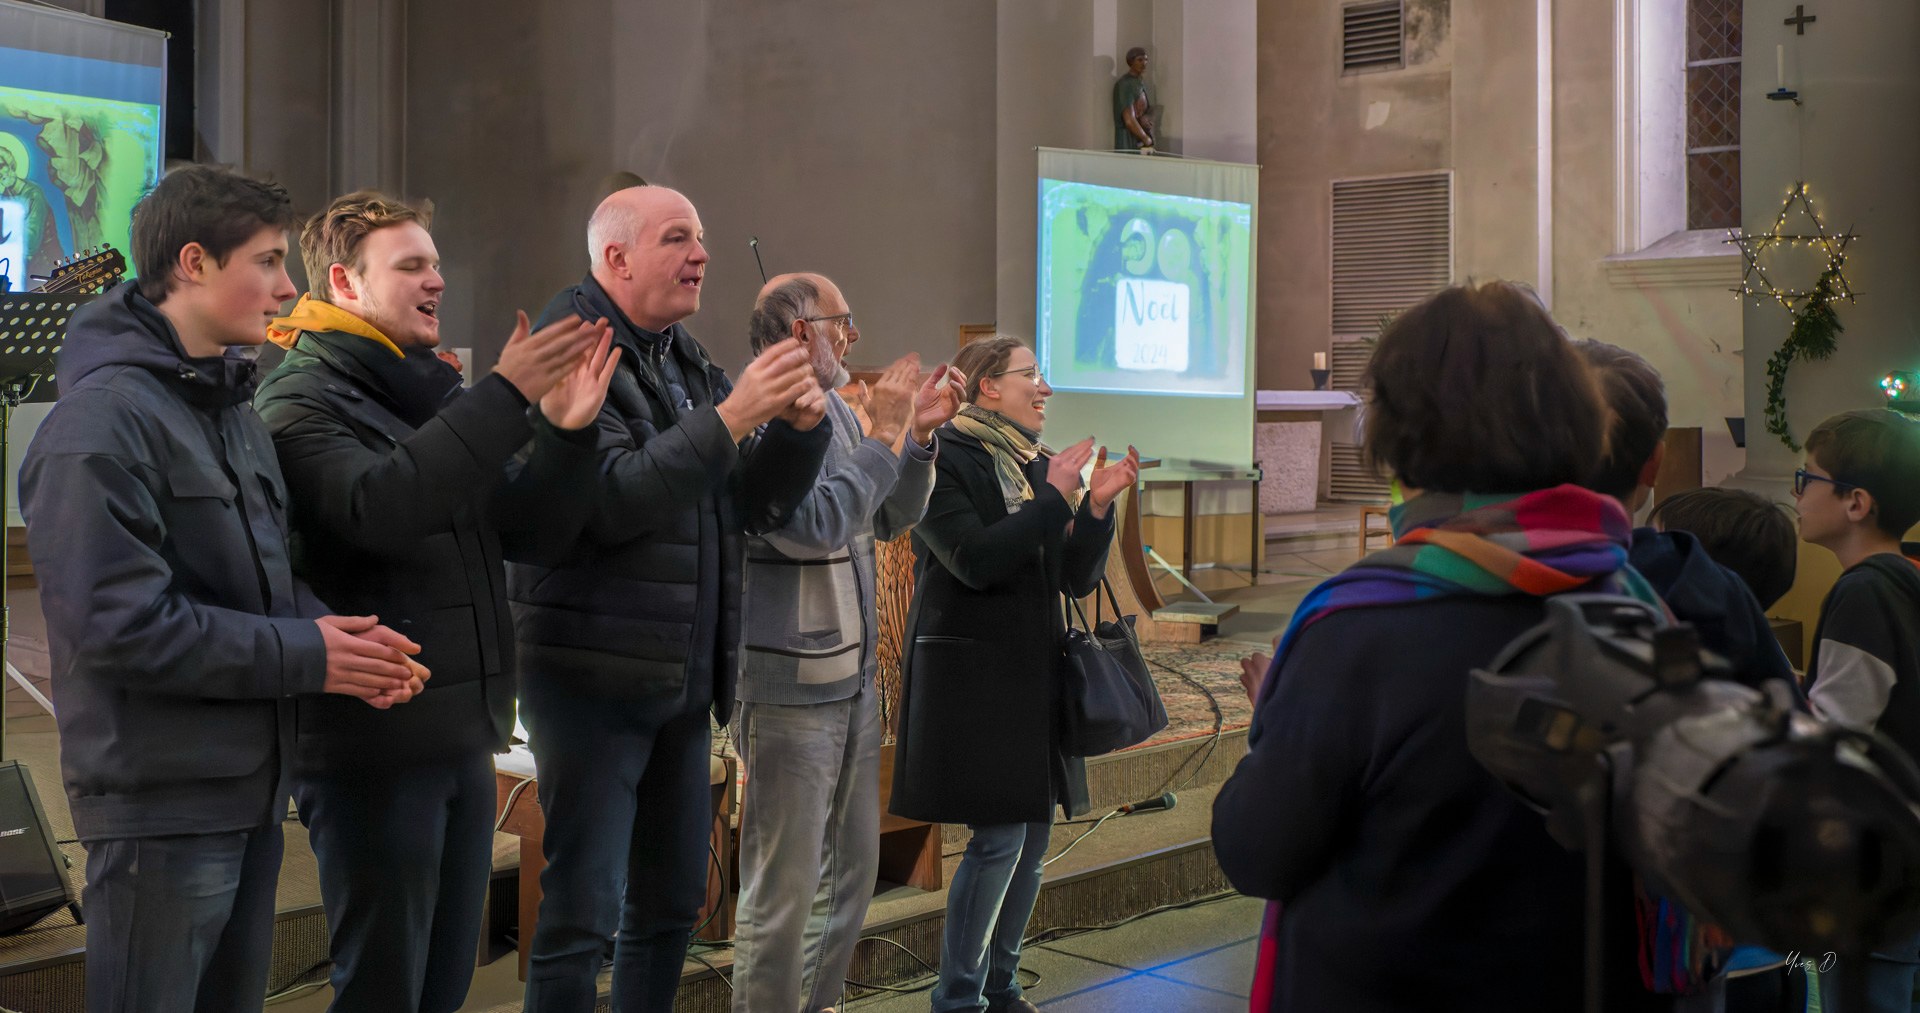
top-left (1118, 791), bottom-right (1176, 815)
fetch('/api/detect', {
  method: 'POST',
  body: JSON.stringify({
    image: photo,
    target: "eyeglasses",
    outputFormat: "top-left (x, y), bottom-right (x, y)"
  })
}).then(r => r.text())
top-left (990, 367), bottom-right (1045, 384)
top-left (1793, 468), bottom-right (1857, 497)
top-left (803, 313), bottom-right (854, 333)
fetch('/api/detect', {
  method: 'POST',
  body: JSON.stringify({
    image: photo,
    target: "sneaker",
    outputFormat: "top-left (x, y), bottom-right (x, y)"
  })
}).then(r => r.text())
top-left (987, 1000), bottom-right (1040, 1013)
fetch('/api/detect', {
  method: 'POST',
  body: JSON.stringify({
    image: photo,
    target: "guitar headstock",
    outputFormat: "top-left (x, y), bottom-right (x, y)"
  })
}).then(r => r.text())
top-left (39, 246), bottom-right (128, 296)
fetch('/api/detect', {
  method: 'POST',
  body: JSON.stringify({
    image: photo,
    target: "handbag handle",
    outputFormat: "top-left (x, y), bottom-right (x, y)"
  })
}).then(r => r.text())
top-left (1069, 576), bottom-right (1127, 631)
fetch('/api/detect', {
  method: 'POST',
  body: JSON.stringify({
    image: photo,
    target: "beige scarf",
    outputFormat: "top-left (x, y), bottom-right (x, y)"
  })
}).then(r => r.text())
top-left (949, 405), bottom-right (1082, 513)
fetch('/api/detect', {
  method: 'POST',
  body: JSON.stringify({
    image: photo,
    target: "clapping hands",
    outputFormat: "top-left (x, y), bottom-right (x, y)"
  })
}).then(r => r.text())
top-left (1087, 444), bottom-right (1141, 518)
top-left (912, 363), bottom-right (965, 445)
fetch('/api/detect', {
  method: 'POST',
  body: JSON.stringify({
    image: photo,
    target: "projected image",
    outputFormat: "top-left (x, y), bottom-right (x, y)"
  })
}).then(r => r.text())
top-left (1038, 179), bottom-right (1251, 398)
top-left (0, 48), bottom-right (162, 288)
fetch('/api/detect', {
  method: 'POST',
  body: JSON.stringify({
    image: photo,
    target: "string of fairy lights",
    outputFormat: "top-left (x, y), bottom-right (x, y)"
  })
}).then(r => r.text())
top-left (1724, 182), bottom-right (1893, 447)
top-left (1726, 181), bottom-right (1858, 310)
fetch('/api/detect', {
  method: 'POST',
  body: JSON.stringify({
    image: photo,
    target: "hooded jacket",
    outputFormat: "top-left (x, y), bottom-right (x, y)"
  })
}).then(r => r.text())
top-left (20, 281), bottom-right (330, 841)
top-left (254, 296), bottom-right (599, 765)
top-left (1628, 527), bottom-right (1798, 690)
top-left (508, 276), bottom-right (829, 720)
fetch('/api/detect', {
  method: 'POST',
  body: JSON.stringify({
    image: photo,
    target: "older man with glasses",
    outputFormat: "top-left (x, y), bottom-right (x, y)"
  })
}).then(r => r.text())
top-left (730, 272), bottom-right (961, 1013)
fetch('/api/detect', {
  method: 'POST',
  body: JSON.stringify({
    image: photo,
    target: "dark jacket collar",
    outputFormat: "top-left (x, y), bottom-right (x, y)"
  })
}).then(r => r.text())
top-left (289, 328), bottom-right (463, 429)
top-left (572, 274), bottom-right (681, 363)
top-left (58, 281), bottom-right (259, 410)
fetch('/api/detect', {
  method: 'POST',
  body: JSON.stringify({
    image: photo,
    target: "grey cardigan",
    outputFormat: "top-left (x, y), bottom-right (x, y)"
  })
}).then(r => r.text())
top-left (738, 389), bottom-right (936, 705)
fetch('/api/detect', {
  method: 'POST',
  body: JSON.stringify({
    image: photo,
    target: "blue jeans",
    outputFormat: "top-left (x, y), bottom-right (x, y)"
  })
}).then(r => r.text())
top-left (82, 823), bottom-right (284, 1013)
top-left (294, 749), bottom-right (496, 1013)
top-left (932, 821), bottom-right (1051, 1012)
top-left (519, 675), bottom-right (715, 1013)
top-left (731, 692), bottom-right (883, 1013)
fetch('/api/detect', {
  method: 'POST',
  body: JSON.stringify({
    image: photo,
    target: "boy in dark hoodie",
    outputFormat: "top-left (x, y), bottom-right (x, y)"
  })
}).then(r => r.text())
top-left (1649, 487), bottom-right (1798, 612)
top-left (19, 165), bottom-right (427, 1011)
top-left (1796, 408), bottom-right (1920, 1010)
top-left (1574, 339), bottom-right (1796, 689)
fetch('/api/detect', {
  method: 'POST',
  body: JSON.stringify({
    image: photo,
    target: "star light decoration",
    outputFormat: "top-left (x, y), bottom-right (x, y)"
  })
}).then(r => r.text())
top-left (1726, 182), bottom-right (1860, 311)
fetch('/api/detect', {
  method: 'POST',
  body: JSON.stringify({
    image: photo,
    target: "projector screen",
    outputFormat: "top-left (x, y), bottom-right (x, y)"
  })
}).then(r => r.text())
top-left (1034, 148), bottom-right (1258, 472)
top-left (1039, 180), bottom-right (1251, 397)
top-left (0, 1), bottom-right (166, 292)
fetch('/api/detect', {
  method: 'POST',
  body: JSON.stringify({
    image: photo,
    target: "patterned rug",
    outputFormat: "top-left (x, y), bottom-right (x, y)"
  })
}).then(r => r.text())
top-left (1133, 637), bottom-right (1261, 750)
top-left (714, 637), bottom-right (1264, 764)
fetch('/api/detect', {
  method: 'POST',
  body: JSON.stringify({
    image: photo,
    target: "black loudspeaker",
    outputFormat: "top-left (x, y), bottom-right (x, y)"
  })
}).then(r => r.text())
top-left (0, 760), bottom-right (75, 934)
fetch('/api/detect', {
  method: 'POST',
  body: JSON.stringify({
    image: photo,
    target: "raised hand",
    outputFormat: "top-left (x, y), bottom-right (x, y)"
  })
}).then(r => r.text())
top-left (539, 322), bottom-right (620, 430)
top-left (779, 381), bottom-right (829, 432)
top-left (1046, 437), bottom-right (1096, 502)
top-left (912, 363), bottom-right (964, 444)
top-left (862, 353), bottom-right (920, 447)
top-left (493, 312), bottom-right (604, 403)
top-left (1239, 635), bottom-right (1282, 703)
top-left (1087, 444), bottom-right (1141, 518)
top-left (314, 614), bottom-right (423, 710)
top-left (719, 337), bottom-right (815, 441)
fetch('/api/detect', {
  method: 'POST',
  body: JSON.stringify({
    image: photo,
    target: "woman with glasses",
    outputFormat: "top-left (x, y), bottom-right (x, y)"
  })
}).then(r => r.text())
top-left (889, 335), bottom-right (1139, 1012)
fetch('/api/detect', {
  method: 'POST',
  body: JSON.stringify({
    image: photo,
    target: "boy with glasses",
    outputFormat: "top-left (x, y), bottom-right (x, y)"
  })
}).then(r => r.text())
top-left (1795, 408), bottom-right (1920, 1011)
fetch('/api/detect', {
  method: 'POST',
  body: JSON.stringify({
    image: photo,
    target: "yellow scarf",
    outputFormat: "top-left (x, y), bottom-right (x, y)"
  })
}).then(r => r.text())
top-left (266, 294), bottom-right (403, 357)
top-left (950, 405), bottom-right (1082, 512)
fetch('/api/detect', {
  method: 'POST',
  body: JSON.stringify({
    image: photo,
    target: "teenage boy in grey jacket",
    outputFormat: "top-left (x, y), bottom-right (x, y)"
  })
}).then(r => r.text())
top-left (732, 273), bottom-right (961, 1013)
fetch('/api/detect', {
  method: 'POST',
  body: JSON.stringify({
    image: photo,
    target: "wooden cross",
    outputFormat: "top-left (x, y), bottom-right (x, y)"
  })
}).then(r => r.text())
top-left (1784, 4), bottom-right (1817, 34)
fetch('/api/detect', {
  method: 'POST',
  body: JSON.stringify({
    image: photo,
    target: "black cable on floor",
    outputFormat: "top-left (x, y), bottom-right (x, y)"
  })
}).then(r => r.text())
top-left (1022, 889), bottom-right (1240, 948)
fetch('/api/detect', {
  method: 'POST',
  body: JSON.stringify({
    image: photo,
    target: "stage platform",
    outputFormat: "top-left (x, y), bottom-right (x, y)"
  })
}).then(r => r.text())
top-left (0, 523), bottom-right (1344, 1011)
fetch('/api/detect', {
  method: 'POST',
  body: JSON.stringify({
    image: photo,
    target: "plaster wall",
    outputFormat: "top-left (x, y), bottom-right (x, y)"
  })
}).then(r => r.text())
top-left (1177, 0), bottom-right (1258, 164)
top-left (1254, 0), bottom-right (1453, 392)
top-left (396, 1), bottom-right (998, 373)
top-left (1549, 0), bottom-right (1745, 481)
top-left (1738, 0), bottom-right (1920, 486)
top-left (1257, 0), bottom-right (1749, 484)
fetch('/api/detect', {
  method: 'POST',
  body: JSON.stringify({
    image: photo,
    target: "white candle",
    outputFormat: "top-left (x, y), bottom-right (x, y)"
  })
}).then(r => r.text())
top-left (1776, 44), bottom-right (1785, 89)
top-left (1313, 351), bottom-right (1328, 370)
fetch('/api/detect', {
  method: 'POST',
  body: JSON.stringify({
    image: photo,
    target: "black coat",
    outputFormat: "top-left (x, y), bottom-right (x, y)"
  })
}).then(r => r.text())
top-left (1211, 597), bottom-right (1670, 1013)
top-left (508, 278), bottom-right (830, 721)
top-left (254, 330), bottom-right (599, 765)
top-left (20, 282), bottom-right (331, 841)
top-left (889, 426), bottom-right (1114, 826)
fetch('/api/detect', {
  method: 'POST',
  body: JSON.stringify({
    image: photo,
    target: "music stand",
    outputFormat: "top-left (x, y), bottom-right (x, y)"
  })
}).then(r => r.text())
top-left (0, 292), bottom-right (84, 763)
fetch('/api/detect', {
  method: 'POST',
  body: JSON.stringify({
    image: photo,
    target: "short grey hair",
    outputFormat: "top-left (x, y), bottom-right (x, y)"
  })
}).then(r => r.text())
top-left (748, 276), bottom-right (820, 353)
top-left (586, 192), bottom-right (645, 266)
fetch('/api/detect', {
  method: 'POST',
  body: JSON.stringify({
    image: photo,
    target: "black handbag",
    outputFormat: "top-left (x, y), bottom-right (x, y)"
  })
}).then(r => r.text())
top-left (1058, 578), bottom-right (1168, 757)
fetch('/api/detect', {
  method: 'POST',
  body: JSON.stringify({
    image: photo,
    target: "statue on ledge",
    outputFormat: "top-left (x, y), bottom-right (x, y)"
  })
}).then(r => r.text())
top-left (1113, 46), bottom-right (1155, 154)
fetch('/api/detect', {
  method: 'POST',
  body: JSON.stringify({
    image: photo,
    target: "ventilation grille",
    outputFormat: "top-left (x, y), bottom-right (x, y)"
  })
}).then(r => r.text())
top-left (1328, 443), bottom-right (1392, 503)
top-left (1331, 172), bottom-right (1451, 339)
top-left (1330, 339), bottom-right (1374, 394)
top-left (1343, 1), bottom-right (1405, 73)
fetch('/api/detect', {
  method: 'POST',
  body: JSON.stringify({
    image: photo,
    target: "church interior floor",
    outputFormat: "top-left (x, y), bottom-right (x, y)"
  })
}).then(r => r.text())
top-left (839, 893), bottom-right (1262, 1012)
top-left (10, 517), bottom-right (1340, 1012)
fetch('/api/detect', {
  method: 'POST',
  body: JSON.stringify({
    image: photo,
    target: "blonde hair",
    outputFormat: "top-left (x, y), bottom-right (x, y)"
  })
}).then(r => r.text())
top-left (300, 190), bottom-right (435, 302)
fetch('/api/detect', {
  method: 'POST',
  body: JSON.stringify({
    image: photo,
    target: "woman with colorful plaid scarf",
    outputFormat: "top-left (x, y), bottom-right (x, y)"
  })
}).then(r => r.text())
top-left (1212, 281), bottom-right (1684, 1013)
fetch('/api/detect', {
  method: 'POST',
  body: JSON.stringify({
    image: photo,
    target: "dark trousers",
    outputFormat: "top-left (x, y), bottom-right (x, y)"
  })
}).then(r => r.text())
top-left (519, 675), bottom-right (715, 1013)
top-left (82, 822), bottom-right (284, 1013)
top-left (293, 749), bottom-right (496, 1013)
